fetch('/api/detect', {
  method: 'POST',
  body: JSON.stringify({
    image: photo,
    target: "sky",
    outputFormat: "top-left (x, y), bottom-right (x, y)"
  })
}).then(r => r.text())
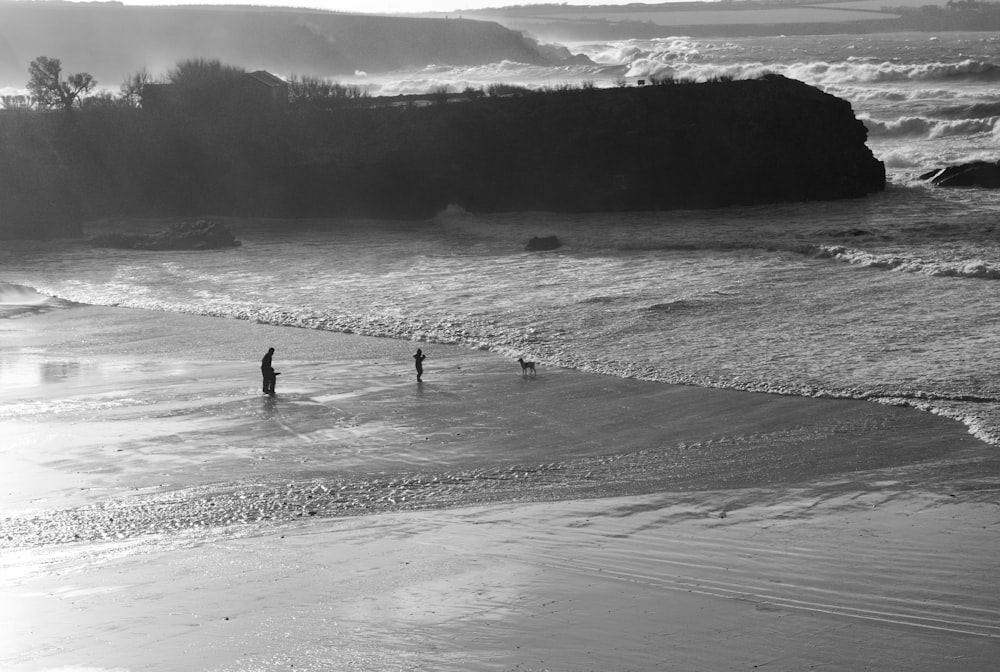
top-left (114, 0), bottom-right (657, 14)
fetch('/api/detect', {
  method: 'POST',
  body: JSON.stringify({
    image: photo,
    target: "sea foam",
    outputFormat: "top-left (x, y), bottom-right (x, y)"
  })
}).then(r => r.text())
top-left (0, 282), bottom-right (77, 318)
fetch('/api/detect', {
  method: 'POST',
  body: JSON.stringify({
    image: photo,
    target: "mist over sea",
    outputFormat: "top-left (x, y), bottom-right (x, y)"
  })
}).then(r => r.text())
top-left (3, 31), bottom-right (1000, 441)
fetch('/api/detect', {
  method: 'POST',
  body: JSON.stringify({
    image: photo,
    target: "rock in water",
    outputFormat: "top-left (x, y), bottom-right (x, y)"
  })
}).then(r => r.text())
top-left (920, 161), bottom-right (1000, 188)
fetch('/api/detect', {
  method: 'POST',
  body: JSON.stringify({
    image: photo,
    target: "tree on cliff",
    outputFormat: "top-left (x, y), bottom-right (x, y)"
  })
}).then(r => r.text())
top-left (27, 56), bottom-right (96, 111)
top-left (287, 74), bottom-right (368, 110)
top-left (120, 68), bottom-right (151, 108)
top-left (165, 58), bottom-right (245, 107)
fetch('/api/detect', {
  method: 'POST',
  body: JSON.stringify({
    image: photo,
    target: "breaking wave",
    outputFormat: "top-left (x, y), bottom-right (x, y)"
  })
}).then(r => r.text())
top-left (937, 100), bottom-right (1000, 119)
top-left (786, 58), bottom-right (1000, 85)
top-left (0, 282), bottom-right (78, 318)
top-left (813, 245), bottom-right (1000, 279)
top-left (584, 56), bottom-right (1000, 90)
top-left (863, 114), bottom-right (999, 139)
top-left (347, 60), bottom-right (623, 96)
top-left (573, 36), bottom-right (1000, 88)
top-left (342, 33), bottom-right (1000, 95)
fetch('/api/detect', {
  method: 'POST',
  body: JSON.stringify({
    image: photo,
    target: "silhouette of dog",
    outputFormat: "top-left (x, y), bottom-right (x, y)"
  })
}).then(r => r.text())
top-left (517, 357), bottom-right (536, 376)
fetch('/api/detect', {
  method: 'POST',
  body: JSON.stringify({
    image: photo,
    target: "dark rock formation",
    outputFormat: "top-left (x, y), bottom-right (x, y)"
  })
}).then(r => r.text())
top-left (920, 161), bottom-right (1000, 188)
top-left (90, 221), bottom-right (241, 250)
top-left (0, 180), bottom-right (81, 240)
top-left (0, 118), bottom-right (82, 240)
top-left (526, 235), bottom-right (562, 251)
top-left (289, 74), bottom-right (885, 217)
top-left (0, 74), bottom-right (885, 233)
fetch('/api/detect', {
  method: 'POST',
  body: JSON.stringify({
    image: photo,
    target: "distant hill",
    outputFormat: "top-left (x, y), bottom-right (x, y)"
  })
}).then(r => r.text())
top-left (0, 2), bottom-right (575, 90)
top-left (447, 0), bottom-right (999, 41)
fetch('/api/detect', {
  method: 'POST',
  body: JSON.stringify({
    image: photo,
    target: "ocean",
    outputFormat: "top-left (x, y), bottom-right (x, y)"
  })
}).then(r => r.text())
top-left (2, 29), bottom-right (1000, 513)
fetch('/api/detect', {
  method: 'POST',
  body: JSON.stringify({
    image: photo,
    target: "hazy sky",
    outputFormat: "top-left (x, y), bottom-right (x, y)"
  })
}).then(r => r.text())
top-left (117, 0), bottom-right (655, 13)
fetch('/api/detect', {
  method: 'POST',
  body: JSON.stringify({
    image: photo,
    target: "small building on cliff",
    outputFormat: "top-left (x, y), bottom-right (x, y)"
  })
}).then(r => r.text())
top-left (142, 71), bottom-right (288, 111)
top-left (241, 71), bottom-right (289, 107)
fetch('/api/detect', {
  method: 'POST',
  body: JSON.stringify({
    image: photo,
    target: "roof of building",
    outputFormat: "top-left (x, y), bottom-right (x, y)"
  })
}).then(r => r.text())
top-left (243, 71), bottom-right (287, 88)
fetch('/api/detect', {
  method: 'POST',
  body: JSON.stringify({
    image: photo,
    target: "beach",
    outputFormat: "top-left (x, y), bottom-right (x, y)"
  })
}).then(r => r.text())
top-left (2, 304), bottom-right (999, 671)
top-left (2, 15), bottom-right (1000, 672)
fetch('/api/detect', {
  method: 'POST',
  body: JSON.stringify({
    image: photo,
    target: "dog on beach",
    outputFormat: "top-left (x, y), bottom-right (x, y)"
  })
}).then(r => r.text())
top-left (517, 357), bottom-right (536, 376)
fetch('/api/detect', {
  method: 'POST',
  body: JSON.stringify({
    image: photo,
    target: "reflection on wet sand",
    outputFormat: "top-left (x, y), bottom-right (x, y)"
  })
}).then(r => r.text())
top-left (0, 355), bottom-right (92, 390)
top-left (0, 315), bottom-right (991, 549)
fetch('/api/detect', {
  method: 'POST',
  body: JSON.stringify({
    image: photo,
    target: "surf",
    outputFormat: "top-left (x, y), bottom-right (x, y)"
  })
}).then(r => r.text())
top-left (0, 282), bottom-right (77, 319)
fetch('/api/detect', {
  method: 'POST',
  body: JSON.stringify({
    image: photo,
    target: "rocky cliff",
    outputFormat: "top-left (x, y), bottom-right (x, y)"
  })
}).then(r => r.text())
top-left (286, 75), bottom-right (885, 217)
top-left (0, 114), bottom-right (82, 240)
top-left (0, 75), bottom-right (884, 239)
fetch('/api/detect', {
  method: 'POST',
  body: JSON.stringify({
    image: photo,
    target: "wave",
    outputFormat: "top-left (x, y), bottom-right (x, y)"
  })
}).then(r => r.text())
top-left (353, 60), bottom-right (624, 96)
top-left (0, 282), bottom-right (79, 318)
top-left (0, 282), bottom-right (49, 306)
top-left (879, 150), bottom-right (925, 169)
top-left (812, 245), bottom-right (1000, 279)
top-left (862, 114), bottom-right (998, 139)
top-left (937, 100), bottom-right (1000, 120)
top-left (643, 298), bottom-right (706, 312)
top-left (600, 236), bottom-right (1000, 282)
top-left (579, 37), bottom-right (724, 66)
top-left (787, 58), bottom-right (1000, 85)
top-left (806, 58), bottom-right (1000, 86)
top-left (351, 37), bottom-right (1000, 93)
top-left (844, 86), bottom-right (960, 104)
top-left (604, 49), bottom-right (1000, 88)
top-left (624, 60), bottom-right (769, 82)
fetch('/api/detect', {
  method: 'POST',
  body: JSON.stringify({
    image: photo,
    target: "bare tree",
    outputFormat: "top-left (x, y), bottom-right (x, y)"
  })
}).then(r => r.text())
top-left (27, 56), bottom-right (96, 111)
top-left (1, 94), bottom-right (31, 110)
top-left (120, 68), bottom-right (151, 108)
top-left (287, 74), bottom-right (369, 109)
top-left (163, 58), bottom-right (245, 110)
top-left (429, 84), bottom-right (451, 105)
top-left (167, 58), bottom-right (244, 89)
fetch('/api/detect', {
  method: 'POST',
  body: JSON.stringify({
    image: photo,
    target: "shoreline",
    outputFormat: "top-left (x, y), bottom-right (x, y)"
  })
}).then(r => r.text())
top-left (1, 302), bottom-right (993, 519)
top-left (6, 268), bottom-right (1000, 456)
top-left (7, 272), bottom-right (1000, 454)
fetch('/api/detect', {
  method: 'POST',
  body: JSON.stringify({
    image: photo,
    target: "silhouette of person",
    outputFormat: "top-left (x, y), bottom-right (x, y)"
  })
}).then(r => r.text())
top-left (261, 347), bottom-right (278, 395)
top-left (413, 348), bottom-right (426, 382)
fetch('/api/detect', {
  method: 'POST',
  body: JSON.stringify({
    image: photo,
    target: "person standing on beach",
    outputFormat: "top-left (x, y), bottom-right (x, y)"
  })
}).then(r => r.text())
top-left (413, 348), bottom-right (426, 382)
top-left (261, 347), bottom-right (277, 395)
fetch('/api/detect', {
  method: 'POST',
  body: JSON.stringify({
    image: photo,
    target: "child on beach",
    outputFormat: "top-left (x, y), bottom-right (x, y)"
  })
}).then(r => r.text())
top-left (413, 348), bottom-right (426, 382)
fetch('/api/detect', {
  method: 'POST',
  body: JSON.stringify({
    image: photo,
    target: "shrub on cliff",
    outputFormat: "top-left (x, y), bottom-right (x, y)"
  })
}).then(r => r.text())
top-left (0, 112), bottom-right (83, 240)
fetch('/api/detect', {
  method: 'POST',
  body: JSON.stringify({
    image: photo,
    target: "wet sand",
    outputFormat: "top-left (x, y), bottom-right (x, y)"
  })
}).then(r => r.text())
top-left (2, 305), bottom-right (999, 670)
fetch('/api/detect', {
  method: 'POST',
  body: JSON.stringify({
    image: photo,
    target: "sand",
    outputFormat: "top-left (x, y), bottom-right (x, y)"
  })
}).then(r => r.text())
top-left (2, 305), bottom-right (999, 671)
